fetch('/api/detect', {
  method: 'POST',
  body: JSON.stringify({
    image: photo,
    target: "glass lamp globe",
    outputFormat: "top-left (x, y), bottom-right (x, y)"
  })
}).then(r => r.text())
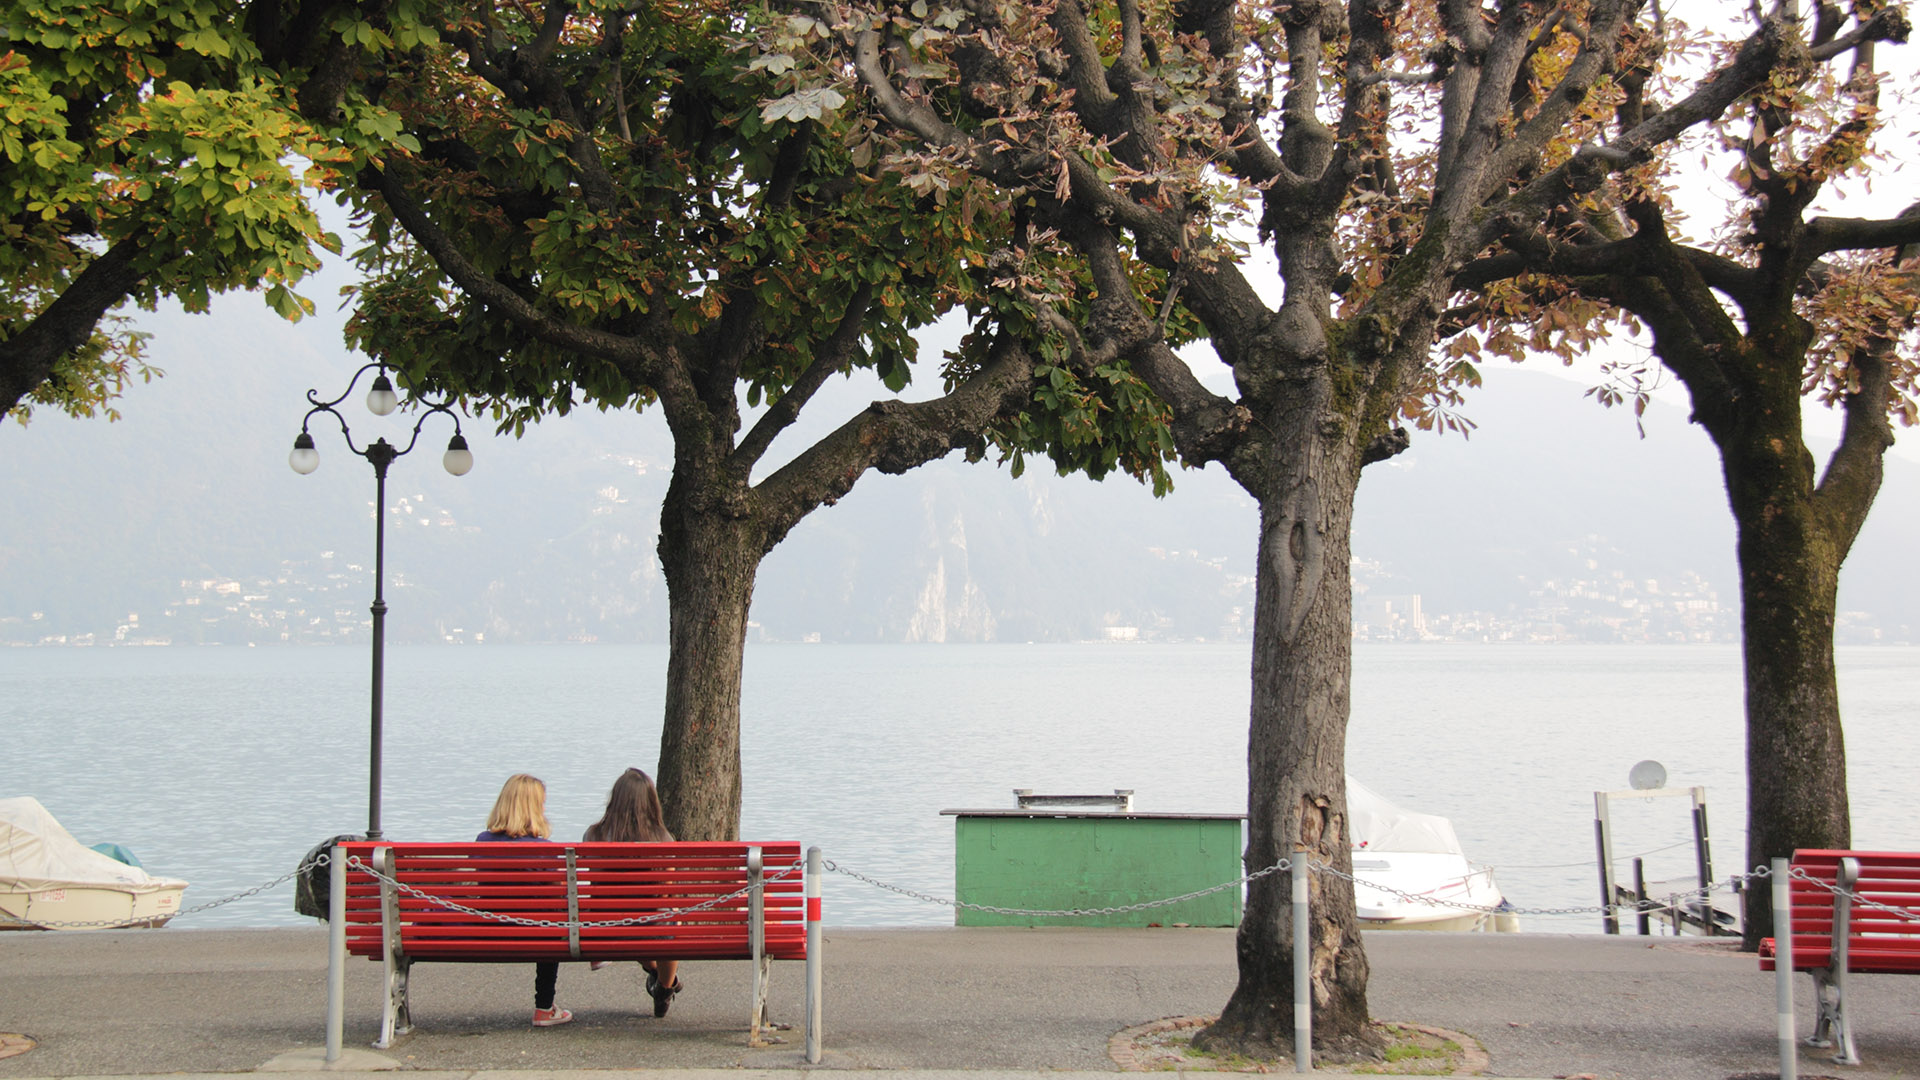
top-left (366, 373), bottom-right (399, 416)
top-left (289, 432), bottom-right (320, 474)
top-left (443, 433), bottom-right (474, 476)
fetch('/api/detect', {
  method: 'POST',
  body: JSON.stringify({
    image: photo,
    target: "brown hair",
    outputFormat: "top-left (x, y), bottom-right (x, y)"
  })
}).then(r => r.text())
top-left (484, 773), bottom-right (551, 838)
top-left (583, 767), bottom-right (673, 842)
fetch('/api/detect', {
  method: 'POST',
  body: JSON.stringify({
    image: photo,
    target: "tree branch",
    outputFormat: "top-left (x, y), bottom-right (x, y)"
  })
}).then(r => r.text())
top-left (1806, 211), bottom-right (1920, 258)
top-left (1465, 0), bottom-right (1637, 216)
top-left (1173, 0), bottom-right (1293, 191)
top-left (750, 329), bottom-right (1037, 545)
top-left (1812, 324), bottom-right (1896, 557)
top-left (732, 282), bottom-right (875, 472)
top-left (1047, 0), bottom-right (1119, 117)
top-left (1808, 5), bottom-right (1911, 62)
top-left (366, 166), bottom-right (662, 381)
top-left (1487, 15), bottom-right (1792, 255)
top-left (0, 233), bottom-right (148, 417)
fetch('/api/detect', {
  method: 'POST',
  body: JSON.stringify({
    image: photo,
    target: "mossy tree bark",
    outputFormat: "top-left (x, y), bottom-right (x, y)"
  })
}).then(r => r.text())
top-left (654, 465), bottom-right (760, 841)
top-left (1202, 430), bottom-right (1373, 1059)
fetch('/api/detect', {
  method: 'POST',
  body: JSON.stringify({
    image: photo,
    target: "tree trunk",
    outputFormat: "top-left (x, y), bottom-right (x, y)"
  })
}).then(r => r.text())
top-left (653, 470), bottom-right (762, 842)
top-left (1197, 401), bottom-right (1379, 1062)
top-left (1725, 437), bottom-right (1851, 948)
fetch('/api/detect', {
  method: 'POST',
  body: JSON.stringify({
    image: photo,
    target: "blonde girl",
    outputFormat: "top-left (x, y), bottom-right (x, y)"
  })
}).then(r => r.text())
top-left (476, 773), bottom-right (571, 1027)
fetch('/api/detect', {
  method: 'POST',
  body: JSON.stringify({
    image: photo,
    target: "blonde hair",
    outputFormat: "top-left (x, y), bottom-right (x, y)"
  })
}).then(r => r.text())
top-left (485, 773), bottom-right (551, 838)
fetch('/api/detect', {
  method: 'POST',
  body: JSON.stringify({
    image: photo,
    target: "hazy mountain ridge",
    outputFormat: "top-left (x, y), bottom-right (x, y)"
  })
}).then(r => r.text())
top-left (2, 294), bottom-right (1915, 646)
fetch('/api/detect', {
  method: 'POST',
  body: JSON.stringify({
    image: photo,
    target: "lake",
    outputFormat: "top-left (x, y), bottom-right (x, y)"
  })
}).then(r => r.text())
top-left (6, 643), bottom-right (1918, 931)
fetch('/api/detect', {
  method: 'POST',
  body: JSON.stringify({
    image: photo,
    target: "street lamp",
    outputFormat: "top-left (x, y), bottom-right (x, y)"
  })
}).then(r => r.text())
top-left (290, 361), bottom-right (473, 840)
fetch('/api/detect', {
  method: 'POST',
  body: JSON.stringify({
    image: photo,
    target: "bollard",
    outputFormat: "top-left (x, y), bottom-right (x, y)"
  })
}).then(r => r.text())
top-left (805, 846), bottom-right (823, 1064)
top-left (1772, 857), bottom-right (1796, 1080)
top-left (326, 847), bottom-right (346, 1065)
top-left (1633, 858), bottom-right (1650, 936)
top-left (1292, 856), bottom-right (1310, 1073)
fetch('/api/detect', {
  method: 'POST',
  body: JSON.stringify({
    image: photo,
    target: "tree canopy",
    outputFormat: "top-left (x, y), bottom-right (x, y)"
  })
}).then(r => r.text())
top-left (330, 0), bottom-right (1176, 840)
top-left (0, 0), bottom-right (426, 422)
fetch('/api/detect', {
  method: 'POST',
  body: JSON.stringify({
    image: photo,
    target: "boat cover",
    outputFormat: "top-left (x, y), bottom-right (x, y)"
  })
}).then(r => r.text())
top-left (0, 797), bottom-right (187, 894)
top-left (1346, 776), bottom-right (1466, 856)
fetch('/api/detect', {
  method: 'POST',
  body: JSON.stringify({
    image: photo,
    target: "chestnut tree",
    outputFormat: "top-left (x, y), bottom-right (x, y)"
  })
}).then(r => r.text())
top-left (1462, 0), bottom-right (1918, 945)
top-left (817, 0), bottom-right (1850, 1057)
top-left (335, 0), bottom-right (1173, 842)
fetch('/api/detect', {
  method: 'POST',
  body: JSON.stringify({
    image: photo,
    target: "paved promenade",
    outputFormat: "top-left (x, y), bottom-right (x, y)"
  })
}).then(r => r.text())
top-left (2, 926), bottom-right (1917, 1080)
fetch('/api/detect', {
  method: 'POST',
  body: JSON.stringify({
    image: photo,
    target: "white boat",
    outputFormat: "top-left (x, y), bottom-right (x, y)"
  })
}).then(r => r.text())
top-left (0, 796), bottom-right (188, 930)
top-left (1347, 777), bottom-right (1510, 931)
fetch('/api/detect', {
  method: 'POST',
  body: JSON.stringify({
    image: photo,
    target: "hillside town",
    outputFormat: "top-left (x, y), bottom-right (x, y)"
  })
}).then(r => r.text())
top-left (6, 538), bottom-right (1908, 647)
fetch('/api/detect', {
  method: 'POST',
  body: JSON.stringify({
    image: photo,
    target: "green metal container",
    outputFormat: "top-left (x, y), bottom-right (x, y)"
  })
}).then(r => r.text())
top-left (943, 810), bottom-right (1244, 927)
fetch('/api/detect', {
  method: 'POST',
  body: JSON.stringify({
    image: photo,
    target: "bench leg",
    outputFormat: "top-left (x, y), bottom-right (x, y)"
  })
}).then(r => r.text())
top-left (1808, 967), bottom-right (1835, 1049)
top-left (376, 957), bottom-right (412, 1049)
top-left (1808, 966), bottom-right (1860, 1065)
top-left (747, 952), bottom-right (775, 1046)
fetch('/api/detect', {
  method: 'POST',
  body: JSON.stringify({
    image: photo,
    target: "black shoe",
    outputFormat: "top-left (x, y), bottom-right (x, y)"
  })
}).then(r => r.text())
top-left (646, 973), bottom-right (682, 1017)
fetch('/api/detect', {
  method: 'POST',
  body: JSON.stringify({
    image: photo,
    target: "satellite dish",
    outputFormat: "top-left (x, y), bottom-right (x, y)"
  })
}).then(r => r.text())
top-left (1629, 760), bottom-right (1667, 791)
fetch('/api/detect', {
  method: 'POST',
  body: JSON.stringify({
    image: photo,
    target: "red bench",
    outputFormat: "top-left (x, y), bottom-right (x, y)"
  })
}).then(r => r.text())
top-left (1758, 849), bottom-right (1920, 1065)
top-left (327, 841), bottom-right (810, 1050)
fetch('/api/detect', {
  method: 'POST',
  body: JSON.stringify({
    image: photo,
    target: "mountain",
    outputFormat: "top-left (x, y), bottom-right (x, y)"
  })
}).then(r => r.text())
top-left (2, 288), bottom-right (1915, 646)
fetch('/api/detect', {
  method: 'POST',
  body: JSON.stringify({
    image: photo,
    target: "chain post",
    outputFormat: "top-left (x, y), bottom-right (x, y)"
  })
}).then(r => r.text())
top-left (326, 848), bottom-right (346, 1064)
top-left (1292, 855), bottom-right (1310, 1073)
top-left (1773, 857), bottom-right (1796, 1080)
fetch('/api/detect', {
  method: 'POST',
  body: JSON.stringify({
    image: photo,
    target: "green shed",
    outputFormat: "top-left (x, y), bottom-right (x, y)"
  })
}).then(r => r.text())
top-left (942, 807), bottom-right (1245, 927)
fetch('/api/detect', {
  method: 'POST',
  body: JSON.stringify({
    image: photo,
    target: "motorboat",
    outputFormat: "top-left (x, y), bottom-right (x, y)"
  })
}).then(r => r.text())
top-left (0, 796), bottom-right (187, 930)
top-left (1347, 777), bottom-right (1511, 931)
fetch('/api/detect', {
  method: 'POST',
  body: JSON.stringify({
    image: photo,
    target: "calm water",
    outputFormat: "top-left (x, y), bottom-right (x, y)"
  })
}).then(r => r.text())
top-left (5, 643), bottom-right (1918, 931)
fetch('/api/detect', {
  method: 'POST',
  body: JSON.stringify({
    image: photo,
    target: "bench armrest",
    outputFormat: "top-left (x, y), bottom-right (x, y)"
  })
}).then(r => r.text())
top-left (1831, 856), bottom-right (1860, 974)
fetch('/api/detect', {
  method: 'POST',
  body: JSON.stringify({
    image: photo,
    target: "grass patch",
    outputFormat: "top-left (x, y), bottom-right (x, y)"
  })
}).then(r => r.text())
top-left (1351, 1023), bottom-right (1468, 1075)
top-left (1120, 1017), bottom-right (1481, 1075)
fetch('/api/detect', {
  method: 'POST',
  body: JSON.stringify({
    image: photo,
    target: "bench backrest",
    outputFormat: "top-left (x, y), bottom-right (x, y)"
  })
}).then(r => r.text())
top-left (337, 841), bottom-right (806, 963)
top-left (1774, 849), bottom-right (1920, 973)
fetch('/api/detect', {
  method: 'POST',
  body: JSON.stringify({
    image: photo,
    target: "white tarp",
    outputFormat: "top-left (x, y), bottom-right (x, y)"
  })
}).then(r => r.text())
top-left (0, 796), bottom-right (187, 895)
top-left (1346, 776), bottom-right (1466, 856)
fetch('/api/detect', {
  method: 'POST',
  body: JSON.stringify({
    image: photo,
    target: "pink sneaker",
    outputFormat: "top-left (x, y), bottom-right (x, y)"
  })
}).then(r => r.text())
top-left (589, 961), bottom-right (612, 971)
top-left (532, 1006), bottom-right (573, 1027)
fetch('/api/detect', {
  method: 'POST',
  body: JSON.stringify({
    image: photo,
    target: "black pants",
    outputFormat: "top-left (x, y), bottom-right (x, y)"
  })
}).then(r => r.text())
top-left (534, 962), bottom-right (558, 1009)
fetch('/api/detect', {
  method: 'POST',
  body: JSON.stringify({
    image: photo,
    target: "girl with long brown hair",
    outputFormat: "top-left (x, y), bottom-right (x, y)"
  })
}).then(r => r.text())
top-left (583, 767), bottom-right (683, 1016)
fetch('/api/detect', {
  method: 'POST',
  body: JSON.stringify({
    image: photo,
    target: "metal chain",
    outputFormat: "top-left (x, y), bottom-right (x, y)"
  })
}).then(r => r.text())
top-left (344, 854), bottom-right (798, 928)
top-left (822, 856), bottom-right (1291, 918)
top-left (0, 853), bottom-right (330, 930)
top-left (1314, 861), bottom-right (1775, 919)
top-left (1503, 838), bottom-right (1698, 871)
top-left (11, 847), bottom-right (1833, 932)
top-left (1788, 865), bottom-right (1920, 924)
top-left (821, 857), bottom-right (1780, 922)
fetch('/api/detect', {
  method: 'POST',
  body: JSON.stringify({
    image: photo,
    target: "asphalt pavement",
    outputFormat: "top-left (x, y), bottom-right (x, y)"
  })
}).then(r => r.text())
top-left (3, 926), bottom-right (1917, 1080)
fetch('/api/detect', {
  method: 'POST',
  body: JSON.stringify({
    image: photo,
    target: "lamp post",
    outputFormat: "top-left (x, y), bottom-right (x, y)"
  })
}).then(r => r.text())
top-left (290, 362), bottom-right (473, 841)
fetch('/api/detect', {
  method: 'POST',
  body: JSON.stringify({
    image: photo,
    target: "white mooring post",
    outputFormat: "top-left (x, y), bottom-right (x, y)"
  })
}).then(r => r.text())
top-left (325, 845), bottom-right (347, 1064)
top-left (1773, 857), bottom-right (1796, 1080)
top-left (1292, 855), bottom-right (1311, 1073)
top-left (806, 846), bottom-right (823, 1064)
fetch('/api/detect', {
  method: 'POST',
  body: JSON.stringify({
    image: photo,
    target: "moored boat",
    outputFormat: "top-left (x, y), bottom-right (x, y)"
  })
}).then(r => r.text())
top-left (0, 796), bottom-right (188, 930)
top-left (1347, 777), bottom-right (1510, 931)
